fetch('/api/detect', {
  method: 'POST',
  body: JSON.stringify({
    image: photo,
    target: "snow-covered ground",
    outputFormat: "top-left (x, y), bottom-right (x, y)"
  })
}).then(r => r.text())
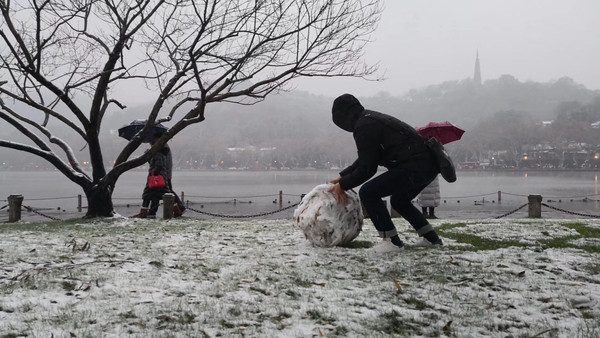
top-left (1, 217), bottom-right (599, 337)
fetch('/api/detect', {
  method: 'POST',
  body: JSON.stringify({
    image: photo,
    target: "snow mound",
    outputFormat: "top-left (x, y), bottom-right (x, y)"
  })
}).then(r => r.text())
top-left (293, 184), bottom-right (363, 247)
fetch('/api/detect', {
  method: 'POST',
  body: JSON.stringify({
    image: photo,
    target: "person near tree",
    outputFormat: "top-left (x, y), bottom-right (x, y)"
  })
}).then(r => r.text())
top-left (418, 175), bottom-right (440, 219)
top-left (135, 132), bottom-right (185, 219)
top-left (328, 94), bottom-right (443, 253)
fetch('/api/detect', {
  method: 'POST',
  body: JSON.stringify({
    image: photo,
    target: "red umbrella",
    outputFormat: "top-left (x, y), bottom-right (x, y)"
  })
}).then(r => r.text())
top-left (416, 121), bottom-right (465, 145)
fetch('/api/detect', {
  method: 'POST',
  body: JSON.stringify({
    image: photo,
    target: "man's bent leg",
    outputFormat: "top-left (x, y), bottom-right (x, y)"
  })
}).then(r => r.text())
top-left (389, 172), bottom-right (442, 245)
top-left (359, 173), bottom-right (398, 237)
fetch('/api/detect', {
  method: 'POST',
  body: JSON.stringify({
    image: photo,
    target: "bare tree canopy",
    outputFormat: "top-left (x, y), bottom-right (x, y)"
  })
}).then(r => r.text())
top-left (0, 0), bottom-right (381, 217)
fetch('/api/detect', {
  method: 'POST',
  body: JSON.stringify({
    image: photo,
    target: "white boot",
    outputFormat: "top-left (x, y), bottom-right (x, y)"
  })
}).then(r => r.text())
top-left (371, 238), bottom-right (404, 253)
top-left (414, 238), bottom-right (444, 247)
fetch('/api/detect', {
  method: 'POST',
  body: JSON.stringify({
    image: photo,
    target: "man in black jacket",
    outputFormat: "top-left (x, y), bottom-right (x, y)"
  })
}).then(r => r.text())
top-left (328, 94), bottom-right (443, 253)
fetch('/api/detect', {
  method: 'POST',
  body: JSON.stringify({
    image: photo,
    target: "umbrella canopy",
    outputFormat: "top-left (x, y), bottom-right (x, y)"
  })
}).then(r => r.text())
top-left (416, 121), bottom-right (465, 145)
top-left (118, 119), bottom-right (168, 143)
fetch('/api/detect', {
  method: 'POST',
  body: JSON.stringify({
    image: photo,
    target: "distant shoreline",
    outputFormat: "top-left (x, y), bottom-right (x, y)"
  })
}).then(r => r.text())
top-left (1, 168), bottom-right (600, 173)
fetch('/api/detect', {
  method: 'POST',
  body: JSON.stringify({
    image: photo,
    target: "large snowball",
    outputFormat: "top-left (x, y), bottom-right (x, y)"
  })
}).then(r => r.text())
top-left (294, 184), bottom-right (363, 247)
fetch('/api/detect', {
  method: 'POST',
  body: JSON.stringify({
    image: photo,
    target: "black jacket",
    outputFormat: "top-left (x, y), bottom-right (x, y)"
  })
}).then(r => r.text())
top-left (148, 144), bottom-right (172, 180)
top-left (332, 94), bottom-right (436, 190)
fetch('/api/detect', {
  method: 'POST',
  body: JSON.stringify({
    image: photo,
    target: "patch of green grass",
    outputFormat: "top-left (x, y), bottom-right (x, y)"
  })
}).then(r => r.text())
top-left (227, 307), bottom-right (242, 317)
top-left (538, 223), bottom-right (600, 253)
top-left (437, 222), bottom-right (469, 231)
top-left (376, 310), bottom-right (420, 335)
top-left (333, 325), bottom-right (349, 335)
top-left (60, 281), bottom-right (77, 291)
top-left (219, 319), bottom-right (236, 328)
top-left (270, 311), bottom-right (292, 323)
top-left (305, 309), bottom-right (336, 324)
top-left (436, 222), bottom-right (510, 251)
top-left (148, 261), bottom-right (164, 268)
top-left (285, 289), bottom-right (301, 299)
top-left (540, 235), bottom-right (580, 249)
top-left (339, 240), bottom-right (373, 249)
top-left (438, 230), bottom-right (529, 251)
top-left (292, 277), bottom-right (314, 288)
top-left (540, 236), bottom-right (600, 254)
top-left (119, 310), bottom-right (138, 319)
top-left (1, 333), bottom-right (22, 338)
top-left (403, 296), bottom-right (430, 311)
top-left (583, 263), bottom-right (600, 275)
top-left (563, 222), bottom-right (600, 238)
top-left (581, 310), bottom-right (597, 319)
top-left (512, 220), bottom-right (545, 225)
top-left (437, 221), bottom-right (600, 253)
top-left (0, 217), bottom-right (124, 234)
top-left (0, 220), bottom-right (67, 233)
top-left (250, 285), bottom-right (271, 296)
top-left (156, 311), bottom-right (196, 326)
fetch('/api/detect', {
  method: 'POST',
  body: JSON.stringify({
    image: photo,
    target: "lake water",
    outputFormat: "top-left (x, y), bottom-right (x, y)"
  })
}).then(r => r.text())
top-left (2, 170), bottom-right (600, 220)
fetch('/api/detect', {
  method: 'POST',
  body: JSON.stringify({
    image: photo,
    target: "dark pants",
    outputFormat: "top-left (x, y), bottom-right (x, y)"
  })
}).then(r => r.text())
top-left (359, 167), bottom-right (436, 238)
top-left (142, 185), bottom-right (164, 216)
top-left (142, 179), bottom-right (185, 216)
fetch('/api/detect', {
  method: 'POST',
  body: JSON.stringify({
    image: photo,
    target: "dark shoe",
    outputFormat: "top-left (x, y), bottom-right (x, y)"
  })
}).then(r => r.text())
top-left (428, 208), bottom-right (437, 219)
top-left (173, 205), bottom-right (183, 218)
top-left (134, 207), bottom-right (148, 218)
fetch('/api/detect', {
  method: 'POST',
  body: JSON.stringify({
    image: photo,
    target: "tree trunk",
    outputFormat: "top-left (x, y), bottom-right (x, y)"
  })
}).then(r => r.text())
top-left (84, 184), bottom-right (115, 218)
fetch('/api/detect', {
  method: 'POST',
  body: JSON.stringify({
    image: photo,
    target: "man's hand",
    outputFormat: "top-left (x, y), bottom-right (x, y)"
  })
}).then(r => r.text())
top-left (328, 183), bottom-right (348, 205)
top-left (329, 176), bottom-right (342, 185)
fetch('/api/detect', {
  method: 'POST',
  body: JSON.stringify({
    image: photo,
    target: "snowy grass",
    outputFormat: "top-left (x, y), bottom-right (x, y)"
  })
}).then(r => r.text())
top-left (1, 217), bottom-right (600, 337)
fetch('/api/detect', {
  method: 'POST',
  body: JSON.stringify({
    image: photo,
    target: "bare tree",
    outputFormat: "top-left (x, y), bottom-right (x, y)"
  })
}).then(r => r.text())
top-left (0, 0), bottom-right (381, 217)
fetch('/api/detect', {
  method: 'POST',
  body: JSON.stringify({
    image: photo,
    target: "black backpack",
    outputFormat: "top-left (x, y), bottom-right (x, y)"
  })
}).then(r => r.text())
top-left (424, 137), bottom-right (457, 183)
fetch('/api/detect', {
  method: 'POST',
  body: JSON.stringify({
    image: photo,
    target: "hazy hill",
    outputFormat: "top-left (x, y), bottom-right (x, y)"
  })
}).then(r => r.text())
top-left (2, 75), bottom-right (599, 168)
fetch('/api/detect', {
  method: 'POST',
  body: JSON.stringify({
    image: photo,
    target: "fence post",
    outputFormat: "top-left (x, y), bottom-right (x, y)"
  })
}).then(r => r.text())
top-left (498, 191), bottom-right (501, 204)
top-left (8, 194), bottom-right (24, 222)
top-left (528, 194), bottom-right (543, 218)
top-left (163, 193), bottom-right (175, 219)
top-left (279, 190), bottom-right (283, 209)
top-left (78, 194), bottom-right (82, 212)
top-left (181, 191), bottom-right (184, 204)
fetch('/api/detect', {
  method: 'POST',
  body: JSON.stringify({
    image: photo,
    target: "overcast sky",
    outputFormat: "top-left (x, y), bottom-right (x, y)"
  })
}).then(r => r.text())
top-left (293, 0), bottom-right (600, 97)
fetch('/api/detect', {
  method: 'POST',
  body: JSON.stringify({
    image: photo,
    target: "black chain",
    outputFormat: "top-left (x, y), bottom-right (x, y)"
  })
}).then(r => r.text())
top-left (12, 200), bottom-right (600, 222)
top-left (187, 203), bottom-right (299, 219)
top-left (492, 203), bottom-right (528, 219)
top-left (541, 203), bottom-right (600, 218)
top-left (22, 205), bottom-right (63, 221)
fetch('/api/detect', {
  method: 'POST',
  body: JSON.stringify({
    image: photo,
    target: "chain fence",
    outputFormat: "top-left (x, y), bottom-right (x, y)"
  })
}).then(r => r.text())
top-left (541, 202), bottom-right (600, 219)
top-left (491, 203), bottom-right (529, 219)
top-left (3, 191), bottom-right (600, 222)
top-left (22, 204), bottom-right (64, 221)
top-left (186, 203), bottom-right (300, 219)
